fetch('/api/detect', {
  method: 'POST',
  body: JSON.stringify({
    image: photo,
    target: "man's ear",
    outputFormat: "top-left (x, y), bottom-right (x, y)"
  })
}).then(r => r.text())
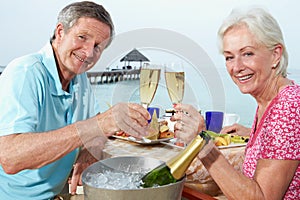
top-left (55, 23), bottom-right (65, 40)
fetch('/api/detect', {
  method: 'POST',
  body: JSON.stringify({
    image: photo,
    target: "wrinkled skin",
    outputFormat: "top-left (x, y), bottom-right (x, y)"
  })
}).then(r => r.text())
top-left (171, 104), bottom-right (205, 144)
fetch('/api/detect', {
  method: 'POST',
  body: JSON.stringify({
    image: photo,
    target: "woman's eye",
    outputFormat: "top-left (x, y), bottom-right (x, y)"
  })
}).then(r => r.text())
top-left (225, 56), bottom-right (233, 61)
top-left (244, 52), bottom-right (253, 57)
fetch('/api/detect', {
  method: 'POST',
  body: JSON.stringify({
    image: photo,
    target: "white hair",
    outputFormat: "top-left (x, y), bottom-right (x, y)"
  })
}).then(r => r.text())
top-left (218, 7), bottom-right (288, 77)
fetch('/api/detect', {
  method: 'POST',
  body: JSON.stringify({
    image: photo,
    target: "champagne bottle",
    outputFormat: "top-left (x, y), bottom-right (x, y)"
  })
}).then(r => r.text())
top-left (141, 131), bottom-right (211, 188)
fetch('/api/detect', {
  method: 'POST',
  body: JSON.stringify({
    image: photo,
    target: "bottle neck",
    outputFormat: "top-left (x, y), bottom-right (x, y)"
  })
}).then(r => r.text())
top-left (166, 135), bottom-right (206, 180)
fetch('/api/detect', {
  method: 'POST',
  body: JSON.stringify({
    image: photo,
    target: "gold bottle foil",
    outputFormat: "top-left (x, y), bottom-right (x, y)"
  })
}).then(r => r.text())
top-left (166, 135), bottom-right (205, 180)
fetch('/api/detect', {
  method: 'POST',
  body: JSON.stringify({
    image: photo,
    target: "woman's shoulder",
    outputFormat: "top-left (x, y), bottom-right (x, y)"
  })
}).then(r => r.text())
top-left (267, 83), bottom-right (300, 121)
top-left (278, 83), bottom-right (300, 102)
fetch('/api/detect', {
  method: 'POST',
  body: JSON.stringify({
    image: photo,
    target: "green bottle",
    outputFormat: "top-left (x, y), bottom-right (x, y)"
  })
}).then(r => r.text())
top-left (141, 131), bottom-right (211, 188)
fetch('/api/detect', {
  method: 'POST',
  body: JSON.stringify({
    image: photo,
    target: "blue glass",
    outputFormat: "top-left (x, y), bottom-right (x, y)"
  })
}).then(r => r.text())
top-left (205, 111), bottom-right (224, 133)
top-left (147, 107), bottom-right (160, 123)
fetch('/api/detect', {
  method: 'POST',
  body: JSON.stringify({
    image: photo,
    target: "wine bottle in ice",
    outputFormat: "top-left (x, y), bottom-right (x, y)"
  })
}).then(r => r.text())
top-left (141, 131), bottom-right (211, 188)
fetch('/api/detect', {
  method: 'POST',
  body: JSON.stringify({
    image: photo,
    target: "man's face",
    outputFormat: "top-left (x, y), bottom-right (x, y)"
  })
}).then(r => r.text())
top-left (54, 17), bottom-right (111, 77)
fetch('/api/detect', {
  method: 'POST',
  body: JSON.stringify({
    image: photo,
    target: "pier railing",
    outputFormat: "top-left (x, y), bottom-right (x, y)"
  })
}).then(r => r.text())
top-left (87, 69), bottom-right (140, 84)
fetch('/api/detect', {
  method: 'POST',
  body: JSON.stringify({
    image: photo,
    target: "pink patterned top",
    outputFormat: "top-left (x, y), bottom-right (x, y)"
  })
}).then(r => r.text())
top-left (243, 84), bottom-right (300, 199)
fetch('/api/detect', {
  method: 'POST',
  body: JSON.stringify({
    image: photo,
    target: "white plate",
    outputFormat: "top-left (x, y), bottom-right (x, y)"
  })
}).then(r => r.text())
top-left (161, 138), bottom-right (247, 149)
top-left (111, 135), bottom-right (173, 145)
top-left (217, 143), bottom-right (247, 149)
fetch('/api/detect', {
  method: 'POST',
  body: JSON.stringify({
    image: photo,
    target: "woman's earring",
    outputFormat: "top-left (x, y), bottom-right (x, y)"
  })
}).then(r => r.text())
top-left (272, 63), bottom-right (277, 69)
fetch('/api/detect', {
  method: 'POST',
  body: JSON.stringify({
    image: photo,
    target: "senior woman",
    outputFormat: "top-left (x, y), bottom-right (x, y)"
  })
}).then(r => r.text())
top-left (171, 8), bottom-right (300, 199)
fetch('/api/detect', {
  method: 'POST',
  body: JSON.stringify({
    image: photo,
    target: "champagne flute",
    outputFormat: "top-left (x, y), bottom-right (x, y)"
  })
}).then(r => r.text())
top-left (139, 63), bottom-right (161, 109)
top-left (165, 63), bottom-right (185, 146)
top-left (164, 63), bottom-right (185, 105)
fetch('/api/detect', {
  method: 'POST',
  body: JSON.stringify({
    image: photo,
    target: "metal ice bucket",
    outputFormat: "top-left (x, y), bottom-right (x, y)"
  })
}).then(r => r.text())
top-left (82, 156), bottom-right (185, 200)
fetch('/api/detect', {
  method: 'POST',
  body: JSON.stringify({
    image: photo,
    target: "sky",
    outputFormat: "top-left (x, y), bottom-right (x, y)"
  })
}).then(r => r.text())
top-left (1, 0), bottom-right (300, 71)
top-left (1, 0), bottom-right (299, 124)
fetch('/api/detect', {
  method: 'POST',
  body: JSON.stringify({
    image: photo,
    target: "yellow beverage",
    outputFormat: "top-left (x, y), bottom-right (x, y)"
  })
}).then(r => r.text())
top-left (165, 72), bottom-right (185, 104)
top-left (140, 68), bottom-right (161, 108)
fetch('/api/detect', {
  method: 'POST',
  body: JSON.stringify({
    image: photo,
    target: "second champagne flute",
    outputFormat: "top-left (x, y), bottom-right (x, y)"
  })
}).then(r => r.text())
top-left (165, 63), bottom-right (185, 146)
top-left (165, 63), bottom-right (185, 105)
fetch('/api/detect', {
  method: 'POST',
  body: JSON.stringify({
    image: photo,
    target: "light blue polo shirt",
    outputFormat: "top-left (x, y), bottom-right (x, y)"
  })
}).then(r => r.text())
top-left (0, 43), bottom-right (100, 199)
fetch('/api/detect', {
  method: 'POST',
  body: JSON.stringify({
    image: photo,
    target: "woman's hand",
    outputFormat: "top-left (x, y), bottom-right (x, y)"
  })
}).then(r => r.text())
top-left (220, 123), bottom-right (251, 136)
top-left (171, 104), bottom-right (205, 144)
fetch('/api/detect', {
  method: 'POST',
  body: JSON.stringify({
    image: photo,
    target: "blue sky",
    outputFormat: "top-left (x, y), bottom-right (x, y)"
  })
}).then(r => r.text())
top-left (1, 0), bottom-right (299, 70)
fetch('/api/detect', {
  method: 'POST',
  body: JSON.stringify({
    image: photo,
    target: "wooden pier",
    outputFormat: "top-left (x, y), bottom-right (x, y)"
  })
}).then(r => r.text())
top-left (87, 69), bottom-right (140, 84)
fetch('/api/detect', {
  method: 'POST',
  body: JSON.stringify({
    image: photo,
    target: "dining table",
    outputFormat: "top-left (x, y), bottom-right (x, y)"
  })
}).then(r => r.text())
top-left (63, 137), bottom-right (246, 200)
top-left (103, 137), bottom-right (245, 198)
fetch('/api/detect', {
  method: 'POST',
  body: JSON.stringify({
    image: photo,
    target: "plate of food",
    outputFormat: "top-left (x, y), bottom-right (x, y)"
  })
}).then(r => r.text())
top-left (111, 119), bottom-right (175, 145)
top-left (111, 134), bottom-right (173, 145)
top-left (209, 131), bottom-right (249, 149)
top-left (161, 131), bottom-right (249, 149)
top-left (217, 142), bottom-right (247, 149)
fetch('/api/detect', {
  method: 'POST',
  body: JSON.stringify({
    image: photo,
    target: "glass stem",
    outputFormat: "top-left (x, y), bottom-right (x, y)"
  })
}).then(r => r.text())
top-left (142, 103), bottom-right (148, 109)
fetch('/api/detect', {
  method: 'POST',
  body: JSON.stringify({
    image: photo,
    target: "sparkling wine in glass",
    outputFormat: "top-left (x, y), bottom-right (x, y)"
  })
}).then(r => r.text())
top-left (140, 64), bottom-right (161, 108)
top-left (165, 66), bottom-right (185, 105)
top-left (165, 63), bottom-right (185, 146)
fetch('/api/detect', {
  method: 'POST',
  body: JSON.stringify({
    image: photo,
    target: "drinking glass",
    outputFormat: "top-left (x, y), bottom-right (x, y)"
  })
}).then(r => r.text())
top-left (139, 63), bottom-right (161, 109)
top-left (205, 111), bottom-right (224, 133)
top-left (165, 63), bottom-right (185, 146)
top-left (164, 63), bottom-right (185, 105)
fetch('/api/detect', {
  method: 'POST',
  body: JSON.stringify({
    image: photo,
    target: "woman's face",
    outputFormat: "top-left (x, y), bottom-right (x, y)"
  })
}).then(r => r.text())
top-left (55, 17), bottom-right (111, 77)
top-left (222, 25), bottom-right (279, 97)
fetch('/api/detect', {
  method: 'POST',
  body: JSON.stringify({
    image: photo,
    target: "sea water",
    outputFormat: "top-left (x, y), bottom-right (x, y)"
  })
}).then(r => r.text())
top-left (92, 68), bottom-right (300, 127)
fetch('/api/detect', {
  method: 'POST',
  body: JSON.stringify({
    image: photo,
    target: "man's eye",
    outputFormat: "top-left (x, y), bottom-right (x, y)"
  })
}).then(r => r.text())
top-left (78, 35), bottom-right (86, 40)
top-left (94, 44), bottom-right (103, 53)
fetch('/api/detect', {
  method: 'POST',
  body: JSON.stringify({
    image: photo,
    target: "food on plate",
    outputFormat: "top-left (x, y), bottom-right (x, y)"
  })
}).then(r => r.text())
top-left (230, 135), bottom-right (250, 144)
top-left (114, 119), bottom-right (174, 141)
top-left (159, 131), bottom-right (174, 139)
top-left (146, 132), bottom-right (159, 140)
top-left (159, 124), bottom-right (169, 133)
top-left (224, 134), bottom-right (231, 145)
top-left (206, 130), bottom-right (249, 146)
top-left (145, 110), bottom-right (160, 140)
top-left (115, 131), bottom-right (130, 137)
top-left (159, 120), bottom-right (168, 126)
top-left (158, 120), bottom-right (174, 139)
top-left (214, 136), bottom-right (228, 146)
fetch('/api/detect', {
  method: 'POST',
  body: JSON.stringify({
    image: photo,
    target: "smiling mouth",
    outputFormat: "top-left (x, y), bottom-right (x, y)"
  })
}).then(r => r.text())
top-left (73, 53), bottom-right (92, 65)
top-left (73, 53), bottom-right (84, 62)
top-left (237, 74), bottom-right (253, 81)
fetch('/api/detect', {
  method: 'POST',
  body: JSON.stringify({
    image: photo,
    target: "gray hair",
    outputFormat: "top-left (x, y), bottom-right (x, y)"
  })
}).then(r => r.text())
top-left (218, 7), bottom-right (288, 77)
top-left (50, 1), bottom-right (114, 47)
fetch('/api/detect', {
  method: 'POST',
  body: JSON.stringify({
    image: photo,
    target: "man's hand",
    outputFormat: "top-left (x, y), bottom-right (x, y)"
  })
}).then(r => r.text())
top-left (69, 148), bottom-right (98, 195)
top-left (97, 103), bottom-right (150, 138)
